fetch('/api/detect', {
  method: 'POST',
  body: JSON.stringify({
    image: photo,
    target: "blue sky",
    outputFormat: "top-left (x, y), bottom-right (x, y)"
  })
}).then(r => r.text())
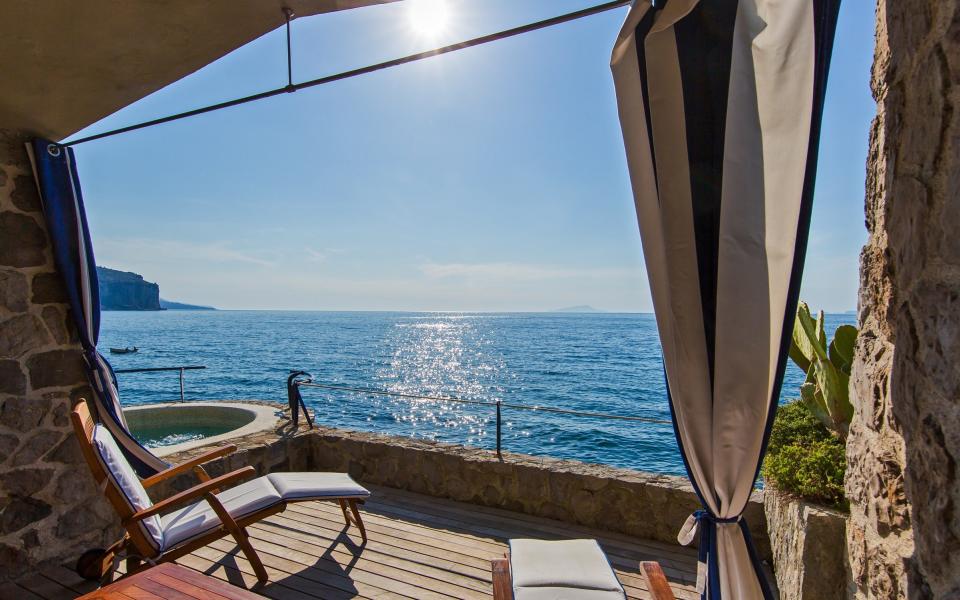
top-left (69, 0), bottom-right (875, 312)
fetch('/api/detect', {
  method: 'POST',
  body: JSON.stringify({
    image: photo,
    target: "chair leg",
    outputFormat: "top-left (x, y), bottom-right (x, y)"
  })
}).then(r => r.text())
top-left (203, 491), bottom-right (269, 583)
top-left (491, 557), bottom-right (513, 600)
top-left (125, 555), bottom-right (142, 574)
top-left (232, 526), bottom-right (269, 583)
top-left (338, 499), bottom-right (351, 526)
top-left (348, 500), bottom-right (367, 542)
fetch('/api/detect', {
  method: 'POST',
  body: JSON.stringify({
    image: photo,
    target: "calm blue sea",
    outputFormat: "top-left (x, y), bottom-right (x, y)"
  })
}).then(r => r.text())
top-left (99, 311), bottom-right (856, 476)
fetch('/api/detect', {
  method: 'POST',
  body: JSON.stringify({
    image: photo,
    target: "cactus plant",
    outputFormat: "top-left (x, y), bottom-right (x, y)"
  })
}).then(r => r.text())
top-left (787, 302), bottom-right (856, 439)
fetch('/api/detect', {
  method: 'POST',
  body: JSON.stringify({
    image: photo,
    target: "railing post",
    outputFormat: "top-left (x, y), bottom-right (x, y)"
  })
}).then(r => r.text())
top-left (179, 368), bottom-right (185, 402)
top-left (495, 400), bottom-right (502, 459)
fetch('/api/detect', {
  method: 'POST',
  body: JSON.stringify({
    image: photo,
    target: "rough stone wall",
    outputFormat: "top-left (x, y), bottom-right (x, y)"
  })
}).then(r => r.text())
top-left (846, 2), bottom-right (960, 598)
top-left (0, 131), bottom-right (117, 580)
top-left (155, 423), bottom-right (772, 563)
top-left (764, 487), bottom-right (849, 600)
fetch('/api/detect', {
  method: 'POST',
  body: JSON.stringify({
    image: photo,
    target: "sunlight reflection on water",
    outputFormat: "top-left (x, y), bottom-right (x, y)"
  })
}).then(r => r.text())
top-left (100, 311), bottom-right (856, 475)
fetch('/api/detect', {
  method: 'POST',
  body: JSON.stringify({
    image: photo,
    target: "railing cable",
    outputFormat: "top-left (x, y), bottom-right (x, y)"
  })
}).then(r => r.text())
top-left (297, 379), bottom-right (671, 458)
top-left (295, 381), bottom-right (672, 425)
top-left (113, 365), bottom-right (206, 402)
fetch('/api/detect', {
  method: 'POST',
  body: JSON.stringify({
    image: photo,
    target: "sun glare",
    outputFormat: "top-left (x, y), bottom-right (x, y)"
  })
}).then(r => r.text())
top-left (407, 0), bottom-right (451, 39)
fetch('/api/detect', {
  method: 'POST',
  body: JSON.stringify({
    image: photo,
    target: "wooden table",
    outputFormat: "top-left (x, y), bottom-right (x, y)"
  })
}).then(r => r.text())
top-left (78, 562), bottom-right (264, 599)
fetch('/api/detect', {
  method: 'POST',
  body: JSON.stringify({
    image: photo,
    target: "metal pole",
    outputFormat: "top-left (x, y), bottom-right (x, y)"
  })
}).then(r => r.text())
top-left (283, 7), bottom-right (295, 90)
top-left (179, 368), bottom-right (185, 402)
top-left (496, 400), bottom-right (502, 459)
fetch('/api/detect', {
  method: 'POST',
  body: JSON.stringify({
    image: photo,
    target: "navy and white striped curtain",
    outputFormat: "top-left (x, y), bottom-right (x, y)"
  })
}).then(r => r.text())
top-left (27, 140), bottom-right (168, 477)
top-left (611, 1), bottom-right (840, 598)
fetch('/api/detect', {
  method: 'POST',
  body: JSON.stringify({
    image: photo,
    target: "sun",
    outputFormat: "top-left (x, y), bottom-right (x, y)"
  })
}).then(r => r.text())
top-left (407, 0), bottom-right (451, 39)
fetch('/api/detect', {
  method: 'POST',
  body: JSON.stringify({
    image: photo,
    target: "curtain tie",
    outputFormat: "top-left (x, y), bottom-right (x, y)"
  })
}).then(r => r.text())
top-left (678, 509), bottom-right (741, 545)
top-left (678, 510), bottom-right (741, 596)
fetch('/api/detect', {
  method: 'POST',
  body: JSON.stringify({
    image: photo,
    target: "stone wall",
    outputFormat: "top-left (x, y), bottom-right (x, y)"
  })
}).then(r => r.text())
top-left (0, 131), bottom-right (117, 580)
top-left (764, 487), bottom-right (849, 600)
top-left (847, 2), bottom-right (960, 598)
top-left (156, 423), bottom-right (772, 562)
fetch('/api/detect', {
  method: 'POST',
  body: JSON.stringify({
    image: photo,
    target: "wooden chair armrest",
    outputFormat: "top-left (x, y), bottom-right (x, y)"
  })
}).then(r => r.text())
top-left (141, 444), bottom-right (237, 488)
top-left (127, 466), bottom-right (255, 522)
top-left (491, 557), bottom-right (512, 600)
top-left (640, 561), bottom-right (675, 600)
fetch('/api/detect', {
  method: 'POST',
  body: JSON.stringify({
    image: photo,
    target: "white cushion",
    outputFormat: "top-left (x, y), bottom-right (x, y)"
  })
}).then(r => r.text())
top-left (513, 589), bottom-right (627, 600)
top-left (160, 476), bottom-right (281, 550)
top-left (267, 472), bottom-right (369, 500)
top-left (510, 539), bottom-right (625, 600)
top-left (92, 425), bottom-right (163, 552)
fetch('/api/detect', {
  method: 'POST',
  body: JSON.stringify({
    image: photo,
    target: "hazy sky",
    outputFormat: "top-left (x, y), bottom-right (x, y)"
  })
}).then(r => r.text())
top-left (69, 0), bottom-right (875, 312)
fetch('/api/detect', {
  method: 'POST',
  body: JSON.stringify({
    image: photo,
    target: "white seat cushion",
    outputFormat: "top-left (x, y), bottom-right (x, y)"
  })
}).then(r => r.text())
top-left (160, 476), bottom-right (282, 550)
top-left (512, 589), bottom-right (627, 600)
top-left (510, 539), bottom-right (625, 600)
top-left (267, 472), bottom-right (369, 500)
top-left (92, 425), bottom-right (163, 552)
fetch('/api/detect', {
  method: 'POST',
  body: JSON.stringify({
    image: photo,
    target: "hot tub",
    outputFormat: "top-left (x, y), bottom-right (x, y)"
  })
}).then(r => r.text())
top-left (123, 402), bottom-right (281, 457)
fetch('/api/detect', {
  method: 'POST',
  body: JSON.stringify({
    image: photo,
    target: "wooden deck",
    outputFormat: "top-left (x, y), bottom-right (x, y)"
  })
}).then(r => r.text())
top-left (9, 484), bottom-right (699, 600)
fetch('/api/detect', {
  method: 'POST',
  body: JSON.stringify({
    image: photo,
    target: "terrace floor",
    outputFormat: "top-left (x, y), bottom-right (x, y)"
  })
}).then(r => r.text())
top-left (9, 484), bottom-right (699, 600)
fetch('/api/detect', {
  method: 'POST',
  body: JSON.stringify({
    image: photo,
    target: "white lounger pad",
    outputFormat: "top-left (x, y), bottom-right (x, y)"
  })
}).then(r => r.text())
top-left (510, 539), bottom-right (626, 600)
top-left (161, 472), bottom-right (368, 550)
top-left (267, 472), bottom-right (369, 500)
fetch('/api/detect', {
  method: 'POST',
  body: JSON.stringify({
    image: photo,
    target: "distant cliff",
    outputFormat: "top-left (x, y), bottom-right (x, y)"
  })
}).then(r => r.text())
top-left (97, 267), bottom-right (161, 311)
top-left (159, 298), bottom-right (215, 311)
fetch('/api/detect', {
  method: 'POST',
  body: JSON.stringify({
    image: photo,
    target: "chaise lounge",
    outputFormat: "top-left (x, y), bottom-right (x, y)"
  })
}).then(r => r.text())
top-left (71, 400), bottom-right (370, 583)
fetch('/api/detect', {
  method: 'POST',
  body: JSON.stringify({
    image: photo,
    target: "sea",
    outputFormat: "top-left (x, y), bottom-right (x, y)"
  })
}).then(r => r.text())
top-left (100, 311), bottom-right (856, 476)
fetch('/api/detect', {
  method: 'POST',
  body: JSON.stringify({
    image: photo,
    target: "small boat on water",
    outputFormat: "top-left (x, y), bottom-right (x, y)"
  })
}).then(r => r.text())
top-left (109, 346), bottom-right (138, 354)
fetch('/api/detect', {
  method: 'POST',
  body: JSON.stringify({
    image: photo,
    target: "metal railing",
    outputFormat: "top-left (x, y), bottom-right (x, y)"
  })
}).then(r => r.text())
top-left (113, 365), bottom-right (206, 402)
top-left (295, 380), bottom-right (672, 458)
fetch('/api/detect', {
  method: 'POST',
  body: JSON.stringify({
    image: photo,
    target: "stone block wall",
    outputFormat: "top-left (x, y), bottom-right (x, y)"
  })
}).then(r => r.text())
top-left (764, 487), bottom-right (849, 600)
top-left (0, 131), bottom-right (118, 580)
top-left (157, 423), bottom-right (772, 563)
top-left (847, 1), bottom-right (960, 598)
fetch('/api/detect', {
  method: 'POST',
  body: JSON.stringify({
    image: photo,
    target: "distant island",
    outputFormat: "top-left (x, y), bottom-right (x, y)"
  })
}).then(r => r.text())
top-left (97, 266), bottom-right (215, 311)
top-left (551, 305), bottom-right (605, 313)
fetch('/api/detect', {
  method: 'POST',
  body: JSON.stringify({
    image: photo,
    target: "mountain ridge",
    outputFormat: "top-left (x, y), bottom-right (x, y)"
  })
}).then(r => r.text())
top-left (551, 305), bottom-right (605, 313)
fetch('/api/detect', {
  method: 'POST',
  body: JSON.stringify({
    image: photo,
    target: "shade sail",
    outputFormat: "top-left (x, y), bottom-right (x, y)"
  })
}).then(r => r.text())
top-left (28, 140), bottom-right (169, 477)
top-left (610, 1), bottom-right (840, 598)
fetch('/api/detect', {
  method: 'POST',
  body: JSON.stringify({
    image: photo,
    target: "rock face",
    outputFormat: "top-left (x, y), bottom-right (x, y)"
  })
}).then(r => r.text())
top-left (0, 131), bottom-right (118, 581)
top-left (764, 487), bottom-right (849, 600)
top-left (847, 2), bottom-right (960, 598)
top-left (97, 266), bottom-right (160, 311)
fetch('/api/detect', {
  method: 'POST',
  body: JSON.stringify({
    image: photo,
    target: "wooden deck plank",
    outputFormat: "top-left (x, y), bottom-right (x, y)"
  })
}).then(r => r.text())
top-left (174, 554), bottom-right (328, 600)
top-left (301, 495), bottom-right (696, 588)
top-left (13, 572), bottom-right (81, 600)
top-left (25, 484), bottom-right (696, 600)
top-left (365, 486), bottom-right (699, 567)
top-left (281, 506), bottom-right (504, 562)
top-left (190, 545), bottom-right (417, 600)
top-left (254, 516), bottom-right (493, 579)
top-left (357, 488), bottom-right (697, 584)
top-left (0, 581), bottom-right (45, 600)
top-left (269, 504), bottom-right (697, 600)
top-left (205, 532), bottom-right (488, 600)
top-left (240, 522), bottom-right (492, 595)
top-left (40, 565), bottom-right (101, 595)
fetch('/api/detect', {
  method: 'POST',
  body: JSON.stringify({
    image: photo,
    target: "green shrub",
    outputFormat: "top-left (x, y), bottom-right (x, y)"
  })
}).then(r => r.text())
top-left (763, 399), bottom-right (847, 509)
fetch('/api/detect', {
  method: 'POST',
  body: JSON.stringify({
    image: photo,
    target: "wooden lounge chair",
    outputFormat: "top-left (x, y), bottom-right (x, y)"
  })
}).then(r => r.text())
top-left (71, 400), bottom-right (370, 583)
top-left (491, 539), bottom-right (675, 600)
